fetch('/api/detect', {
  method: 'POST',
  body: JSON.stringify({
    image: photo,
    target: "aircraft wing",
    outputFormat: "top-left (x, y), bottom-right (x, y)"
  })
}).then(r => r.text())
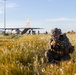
top-left (26, 28), bottom-right (43, 29)
top-left (0, 27), bottom-right (43, 30)
top-left (0, 28), bottom-right (25, 30)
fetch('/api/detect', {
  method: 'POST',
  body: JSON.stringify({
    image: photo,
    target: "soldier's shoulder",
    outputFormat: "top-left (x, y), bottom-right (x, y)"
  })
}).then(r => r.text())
top-left (61, 33), bottom-right (66, 36)
top-left (59, 33), bottom-right (69, 41)
top-left (60, 33), bottom-right (67, 38)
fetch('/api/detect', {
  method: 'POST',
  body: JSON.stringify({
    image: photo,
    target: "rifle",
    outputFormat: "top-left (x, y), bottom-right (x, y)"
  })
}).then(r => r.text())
top-left (50, 36), bottom-right (62, 54)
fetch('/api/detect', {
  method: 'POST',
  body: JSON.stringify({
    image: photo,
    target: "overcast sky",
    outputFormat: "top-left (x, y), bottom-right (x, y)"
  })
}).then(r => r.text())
top-left (0, 0), bottom-right (76, 33)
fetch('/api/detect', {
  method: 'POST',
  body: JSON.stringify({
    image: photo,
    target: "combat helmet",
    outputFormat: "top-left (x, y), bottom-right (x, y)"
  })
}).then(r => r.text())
top-left (51, 28), bottom-right (62, 36)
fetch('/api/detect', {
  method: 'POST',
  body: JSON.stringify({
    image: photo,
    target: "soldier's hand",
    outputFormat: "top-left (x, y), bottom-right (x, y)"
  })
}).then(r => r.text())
top-left (51, 40), bottom-right (56, 46)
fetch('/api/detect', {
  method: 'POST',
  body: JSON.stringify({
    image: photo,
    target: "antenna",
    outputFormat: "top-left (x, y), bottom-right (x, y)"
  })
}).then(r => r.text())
top-left (4, 0), bottom-right (6, 31)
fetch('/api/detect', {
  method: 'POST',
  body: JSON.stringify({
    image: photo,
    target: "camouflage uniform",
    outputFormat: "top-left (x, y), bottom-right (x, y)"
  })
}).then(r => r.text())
top-left (46, 28), bottom-right (74, 62)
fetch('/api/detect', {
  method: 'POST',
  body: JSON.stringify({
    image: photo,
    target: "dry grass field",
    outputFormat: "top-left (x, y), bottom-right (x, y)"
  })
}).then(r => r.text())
top-left (0, 33), bottom-right (76, 75)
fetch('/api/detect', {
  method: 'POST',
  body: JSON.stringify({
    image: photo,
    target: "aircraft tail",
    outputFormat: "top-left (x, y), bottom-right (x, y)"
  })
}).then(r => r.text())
top-left (25, 19), bottom-right (30, 28)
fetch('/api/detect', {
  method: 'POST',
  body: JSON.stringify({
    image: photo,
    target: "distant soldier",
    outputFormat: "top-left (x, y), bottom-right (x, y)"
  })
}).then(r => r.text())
top-left (45, 28), bottom-right (74, 63)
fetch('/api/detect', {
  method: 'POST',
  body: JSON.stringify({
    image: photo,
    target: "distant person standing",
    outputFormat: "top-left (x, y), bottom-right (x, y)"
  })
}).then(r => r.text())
top-left (45, 28), bottom-right (74, 63)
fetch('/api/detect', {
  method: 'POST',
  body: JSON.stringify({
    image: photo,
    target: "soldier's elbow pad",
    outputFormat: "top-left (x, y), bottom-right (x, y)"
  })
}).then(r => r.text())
top-left (69, 46), bottom-right (74, 53)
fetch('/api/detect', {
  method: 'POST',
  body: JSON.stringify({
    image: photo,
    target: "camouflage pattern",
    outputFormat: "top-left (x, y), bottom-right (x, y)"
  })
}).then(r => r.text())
top-left (45, 28), bottom-right (74, 63)
top-left (51, 28), bottom-right (62, 36)
top-left (50, 34), bottom-right (71, 54)
top-left (50, 28), bottom-right (71, 54)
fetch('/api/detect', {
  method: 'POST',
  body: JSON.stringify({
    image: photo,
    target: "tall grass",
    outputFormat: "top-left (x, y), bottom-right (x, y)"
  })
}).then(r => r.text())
top-left (0, 34), bottom-right (76, 75)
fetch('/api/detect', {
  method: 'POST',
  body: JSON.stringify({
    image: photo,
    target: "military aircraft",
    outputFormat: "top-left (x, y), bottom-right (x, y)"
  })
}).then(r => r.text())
top-left (0, 19), bottom-right (43, 34)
